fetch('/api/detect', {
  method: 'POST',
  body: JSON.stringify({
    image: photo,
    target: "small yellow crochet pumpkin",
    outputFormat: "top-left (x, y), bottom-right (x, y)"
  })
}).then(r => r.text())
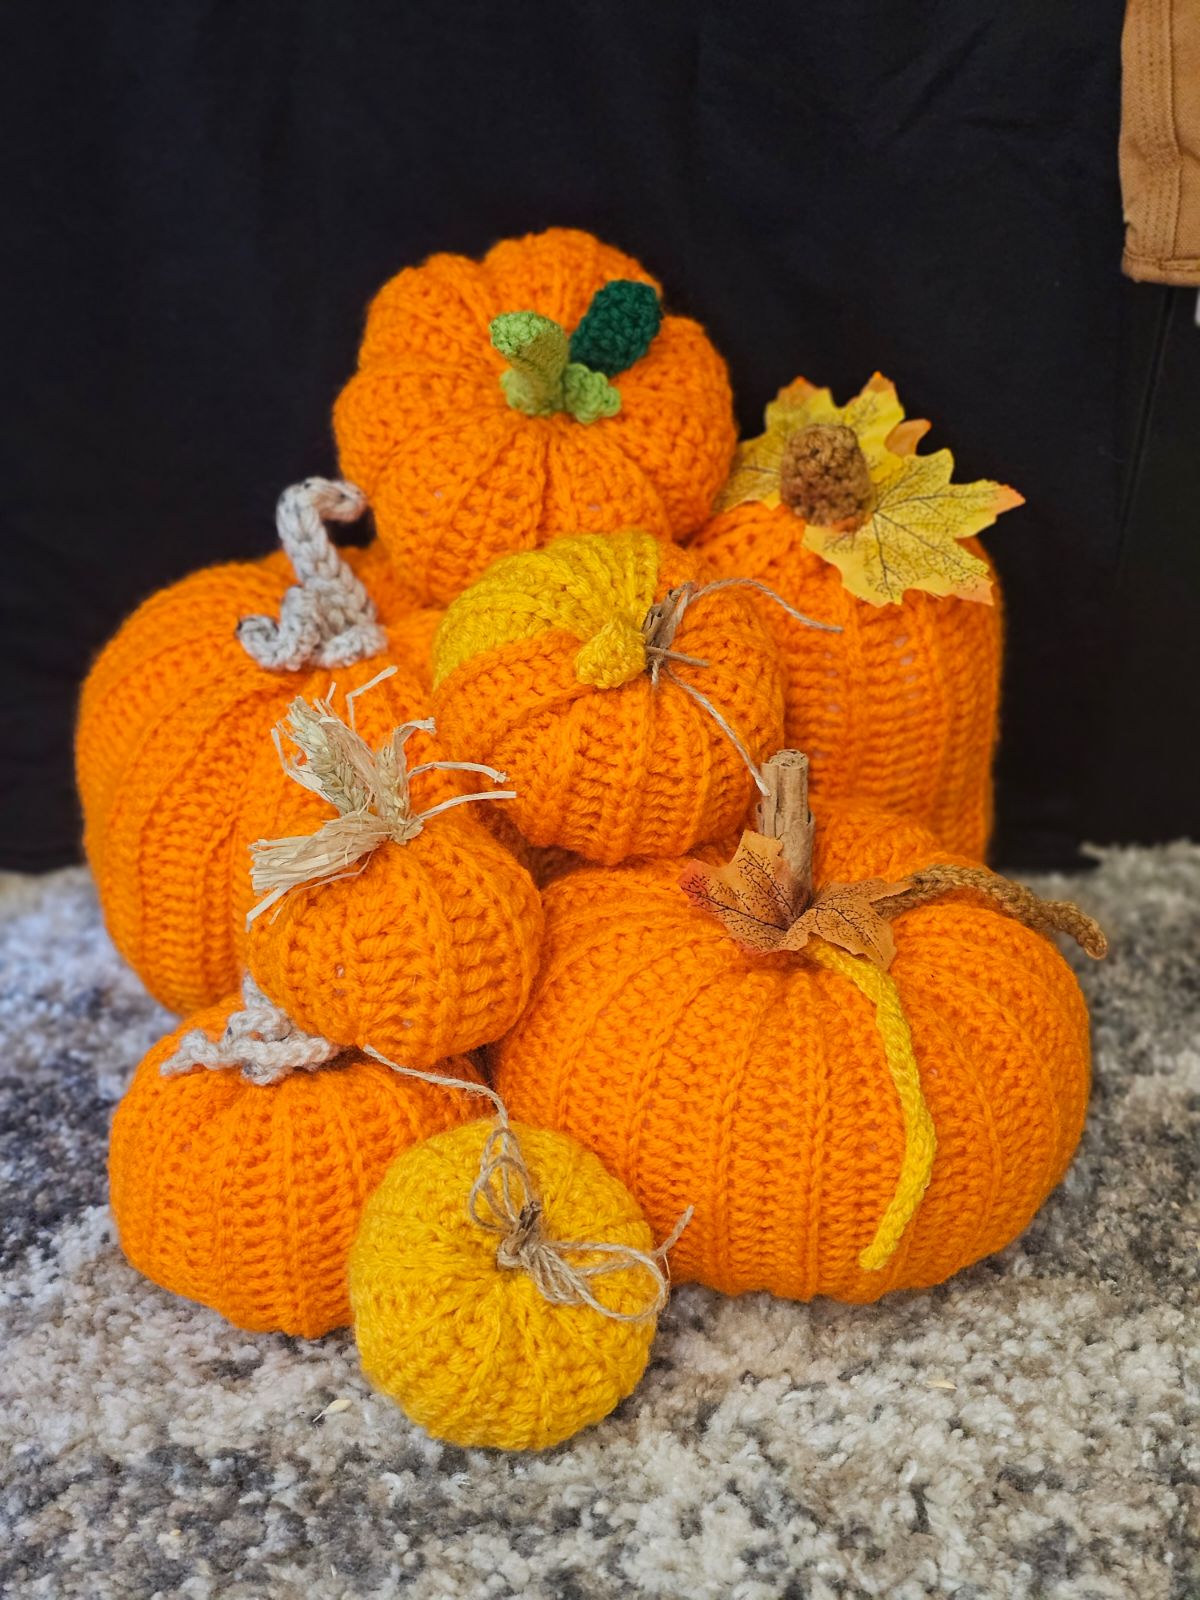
top-left (350, 1117), bottom-right (666, 1451)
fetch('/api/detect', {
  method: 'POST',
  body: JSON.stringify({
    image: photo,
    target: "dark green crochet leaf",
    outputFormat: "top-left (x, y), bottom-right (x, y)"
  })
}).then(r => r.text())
top-left (569, 280), bottom-right (663, 378)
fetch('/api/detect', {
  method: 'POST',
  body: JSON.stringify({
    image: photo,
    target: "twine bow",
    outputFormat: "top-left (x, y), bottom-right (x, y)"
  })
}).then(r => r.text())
top-left (642, 577), bottom-right (840, 797)
top-left (247, 666), bottom-right (515, 925)
top-left (365, 1049), bottom-right (693, 1324)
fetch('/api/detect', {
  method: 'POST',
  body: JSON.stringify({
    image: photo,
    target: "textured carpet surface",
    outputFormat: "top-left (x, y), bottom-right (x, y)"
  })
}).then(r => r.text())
top-left (0, 853), bottom-right (1196, 1600)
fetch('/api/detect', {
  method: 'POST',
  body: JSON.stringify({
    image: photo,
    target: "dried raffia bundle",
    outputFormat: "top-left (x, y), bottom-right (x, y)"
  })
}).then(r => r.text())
top-left (494, 750), bottom-right (1106, 1303)
top-left (692, 375), bottom-right (1022, 858)
top-left (430, 529), bottom-right (834, 865)
top-left (332, 227), bottom-right (737, 605)
top-left (108, 978), bottom-right (483, 1337)
top-left (77, 478), bottom-right (444, 1014)
top-left (350, 1056), bottom-right (690, 1450)
top-left (240, 684), bottom-right (543, 1064)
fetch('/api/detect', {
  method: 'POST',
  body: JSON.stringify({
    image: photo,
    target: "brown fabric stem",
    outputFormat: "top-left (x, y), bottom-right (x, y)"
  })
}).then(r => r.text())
top-left (881, 864), bottom-right (1108, 958)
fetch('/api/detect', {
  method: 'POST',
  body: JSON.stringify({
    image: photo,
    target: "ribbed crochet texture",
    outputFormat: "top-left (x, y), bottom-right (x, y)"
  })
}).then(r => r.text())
top-left (350, 1120), bottom-right (659, 1451)
top-left (108, 994), bottom-right (482, 1337)
top-left (493, 804), bottom-right (1092, 1303)
top-left (692, 502), bottom-right (1003, 859)
top-left (241, 700), bottom-right (544, 1066)
top-left (432, 531), bottom-right (787, 864)
top-left (77, 541), bottom-right (442, 1015)
top-left (333, 228), bottom-right (737, 605)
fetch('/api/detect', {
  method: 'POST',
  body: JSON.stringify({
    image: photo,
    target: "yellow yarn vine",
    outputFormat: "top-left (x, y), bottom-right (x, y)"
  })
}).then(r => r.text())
top-left (809, 941), bottom-right (936, 1271)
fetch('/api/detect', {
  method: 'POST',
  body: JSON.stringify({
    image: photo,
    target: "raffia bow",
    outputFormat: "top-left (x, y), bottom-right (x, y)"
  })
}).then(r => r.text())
top-left (247, 666), bottom-right (515, 925)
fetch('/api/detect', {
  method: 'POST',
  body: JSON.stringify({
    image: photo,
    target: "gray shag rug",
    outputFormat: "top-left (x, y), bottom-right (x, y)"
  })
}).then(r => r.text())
top-left (0, 851), bottom-right (1197, 1600)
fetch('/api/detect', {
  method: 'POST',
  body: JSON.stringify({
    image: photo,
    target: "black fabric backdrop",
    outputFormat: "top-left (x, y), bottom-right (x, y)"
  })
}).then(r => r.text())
top-left (2, 1), bottom-right (1196, 871)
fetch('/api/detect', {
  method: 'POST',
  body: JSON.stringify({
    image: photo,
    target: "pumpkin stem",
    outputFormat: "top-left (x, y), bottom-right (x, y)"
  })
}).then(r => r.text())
top-left (490, 311), bottom-right (621, 425)
top-left (246, 686), bottom-right (515, 926)
top-left (780, 424), bottom-right (874, 528)
top-left (754, 750), bottom-right (814, 909)
top-left (237, 478), bottom-right (387, 673)
top-left (160, 974), bottom-right (343, 1085)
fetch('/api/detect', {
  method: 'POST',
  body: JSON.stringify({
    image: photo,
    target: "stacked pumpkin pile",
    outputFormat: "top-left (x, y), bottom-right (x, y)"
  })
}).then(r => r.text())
top-left (78, 229), bottom-right (1105, 1453)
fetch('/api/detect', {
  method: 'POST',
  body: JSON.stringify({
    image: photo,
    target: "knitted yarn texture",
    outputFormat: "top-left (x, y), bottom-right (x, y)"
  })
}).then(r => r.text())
top-left (432, 531), bottom-right (788, 864)
top-left (493, 804), bottom-right (1092, 1303)
top-left (108, 992), bottom-right (483, 1337)
top-left (693, 500), bottom-right (1002, 859)
top-left (78, 497), bottom-right (442, 1014)
top-left (241, 692), bottom-right (544, 1065)
top-left (350, 1120), bottom-right (660, 1451)
top-left (333, 227), bottom-right (737, 605)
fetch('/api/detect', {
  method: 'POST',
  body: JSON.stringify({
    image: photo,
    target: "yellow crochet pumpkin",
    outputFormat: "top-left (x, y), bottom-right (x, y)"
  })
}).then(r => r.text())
top-left (350, 1115), bottom-right (668, 1451)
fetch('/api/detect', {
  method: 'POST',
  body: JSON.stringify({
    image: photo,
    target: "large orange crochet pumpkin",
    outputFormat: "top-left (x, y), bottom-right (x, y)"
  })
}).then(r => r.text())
top-left (494, 799), bottom-right (1096, 1303)
top-left (431, 530), bottom-right (791, 864)
top-left (693, 505), bottom-right (1003, 860)
top-left (333, 228), bottom-right (737, 605)
top-left (691, 375), bottom-right (1019, 859)
top-left (78, 487), bottom-right (444, 1015)
top-left (109, 993), bottom-right (483, 1337)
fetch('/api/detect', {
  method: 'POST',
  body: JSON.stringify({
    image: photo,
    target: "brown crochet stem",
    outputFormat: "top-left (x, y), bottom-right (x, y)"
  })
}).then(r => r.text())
top-left (878, 863), bottom-right (1108, 959)
top-left (754, 750), bottom-right (814, 910)
top-left (780, 423), bottom-right (873, 528)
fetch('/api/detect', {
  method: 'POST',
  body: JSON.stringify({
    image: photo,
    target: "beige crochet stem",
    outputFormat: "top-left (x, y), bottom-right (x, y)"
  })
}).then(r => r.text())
top-left (160, 975), bottom-right (343, 1086)
top-left (755, 750), bottom-right (814, 907)
top-left (238, 477), bottom-right (387, 672)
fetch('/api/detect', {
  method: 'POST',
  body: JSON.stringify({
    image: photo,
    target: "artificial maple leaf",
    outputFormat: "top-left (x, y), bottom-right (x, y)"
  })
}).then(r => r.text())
top-left (679, 832), bottom-right (804, 953)
top-left (802, 449), bottom-right (1023, 607)
top-left (716, 373), bottom-right (924, 514)
top-left (779, 878), bottom-right (911, 969)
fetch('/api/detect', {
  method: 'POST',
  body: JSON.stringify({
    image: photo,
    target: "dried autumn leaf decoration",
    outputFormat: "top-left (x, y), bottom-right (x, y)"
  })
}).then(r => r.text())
top-left (716, 373), bottom-right (1024, 607)
top-left (680, 829), bottom-right (1109, 972)
top-left (679, 833), bottom-right (909, 968)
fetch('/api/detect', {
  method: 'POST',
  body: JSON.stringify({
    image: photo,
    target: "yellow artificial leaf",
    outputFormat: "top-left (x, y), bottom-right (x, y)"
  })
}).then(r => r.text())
top-left (716, 372), bottom-right (926, 513)
top-left (679, 831), bottom-right (803, 952)
top-left (803, 450), bottom-right (1023, 607)
top-left (780, 878), bottom-right (910, 969)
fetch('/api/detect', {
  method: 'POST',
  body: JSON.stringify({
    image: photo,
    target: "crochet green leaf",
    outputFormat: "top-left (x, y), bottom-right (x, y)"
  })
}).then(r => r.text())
top-left (491, 310), bottom-right (622, 425)
top-left (569, 280), bottom-right (662, 377)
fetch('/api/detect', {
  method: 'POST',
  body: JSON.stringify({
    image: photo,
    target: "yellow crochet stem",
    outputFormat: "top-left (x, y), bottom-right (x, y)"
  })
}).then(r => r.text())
top-left (431, 530), bottom-right (662, 690)
top-left (809, 942), bottom-right (936, 1271)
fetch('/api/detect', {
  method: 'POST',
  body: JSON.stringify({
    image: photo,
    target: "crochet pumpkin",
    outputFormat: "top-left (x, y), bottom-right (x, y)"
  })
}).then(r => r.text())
top-left (109, 985), bottom-right (483, 1337)
top-left (333, 228), bottom-right (737, 605)
top-left (693, 375), bottom-right (1022, 859)
top-left (494, 753), bottom-right (1105, 1303)
top-left (239, 691), bottom-right (543, 1065)
top-left (352, 1107), bottom-right (673, 1451)
top-left (77, 481), bottom-right (443, 1015)
top-left (431, 530), bottom-right (802, 865)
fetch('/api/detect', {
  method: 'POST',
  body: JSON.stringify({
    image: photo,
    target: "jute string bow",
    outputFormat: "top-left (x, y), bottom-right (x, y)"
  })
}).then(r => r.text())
top-left (364, 1049), bottom-right (693, 1323)
top-left (160, 980), bottom-right (689, 1322)
top-left (238, 477), bottom-right (386, 672)
top-left (642, 577), bottom-right (840, 796)
top-left (246, 667), bottom-right (515, 925)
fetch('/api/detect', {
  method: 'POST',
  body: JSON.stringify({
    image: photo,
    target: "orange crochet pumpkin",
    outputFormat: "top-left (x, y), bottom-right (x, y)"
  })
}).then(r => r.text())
top-left (109, 992), bottom-right (483, 1337)
top-left (694, 505), bottom-right (1003, 860)
top-left (692, 375), bottom-right (1021, 859)
top-left (238, 692), bottom-right (544, 1065)
top-left (430, 530), bottom-right (791, 865)
top-left (78, 483), bottom-right (444, 1015)
top-left (333, 228), bottom-right (737, 605)
top-left (494, 783), bottom-right (1100, 1303)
